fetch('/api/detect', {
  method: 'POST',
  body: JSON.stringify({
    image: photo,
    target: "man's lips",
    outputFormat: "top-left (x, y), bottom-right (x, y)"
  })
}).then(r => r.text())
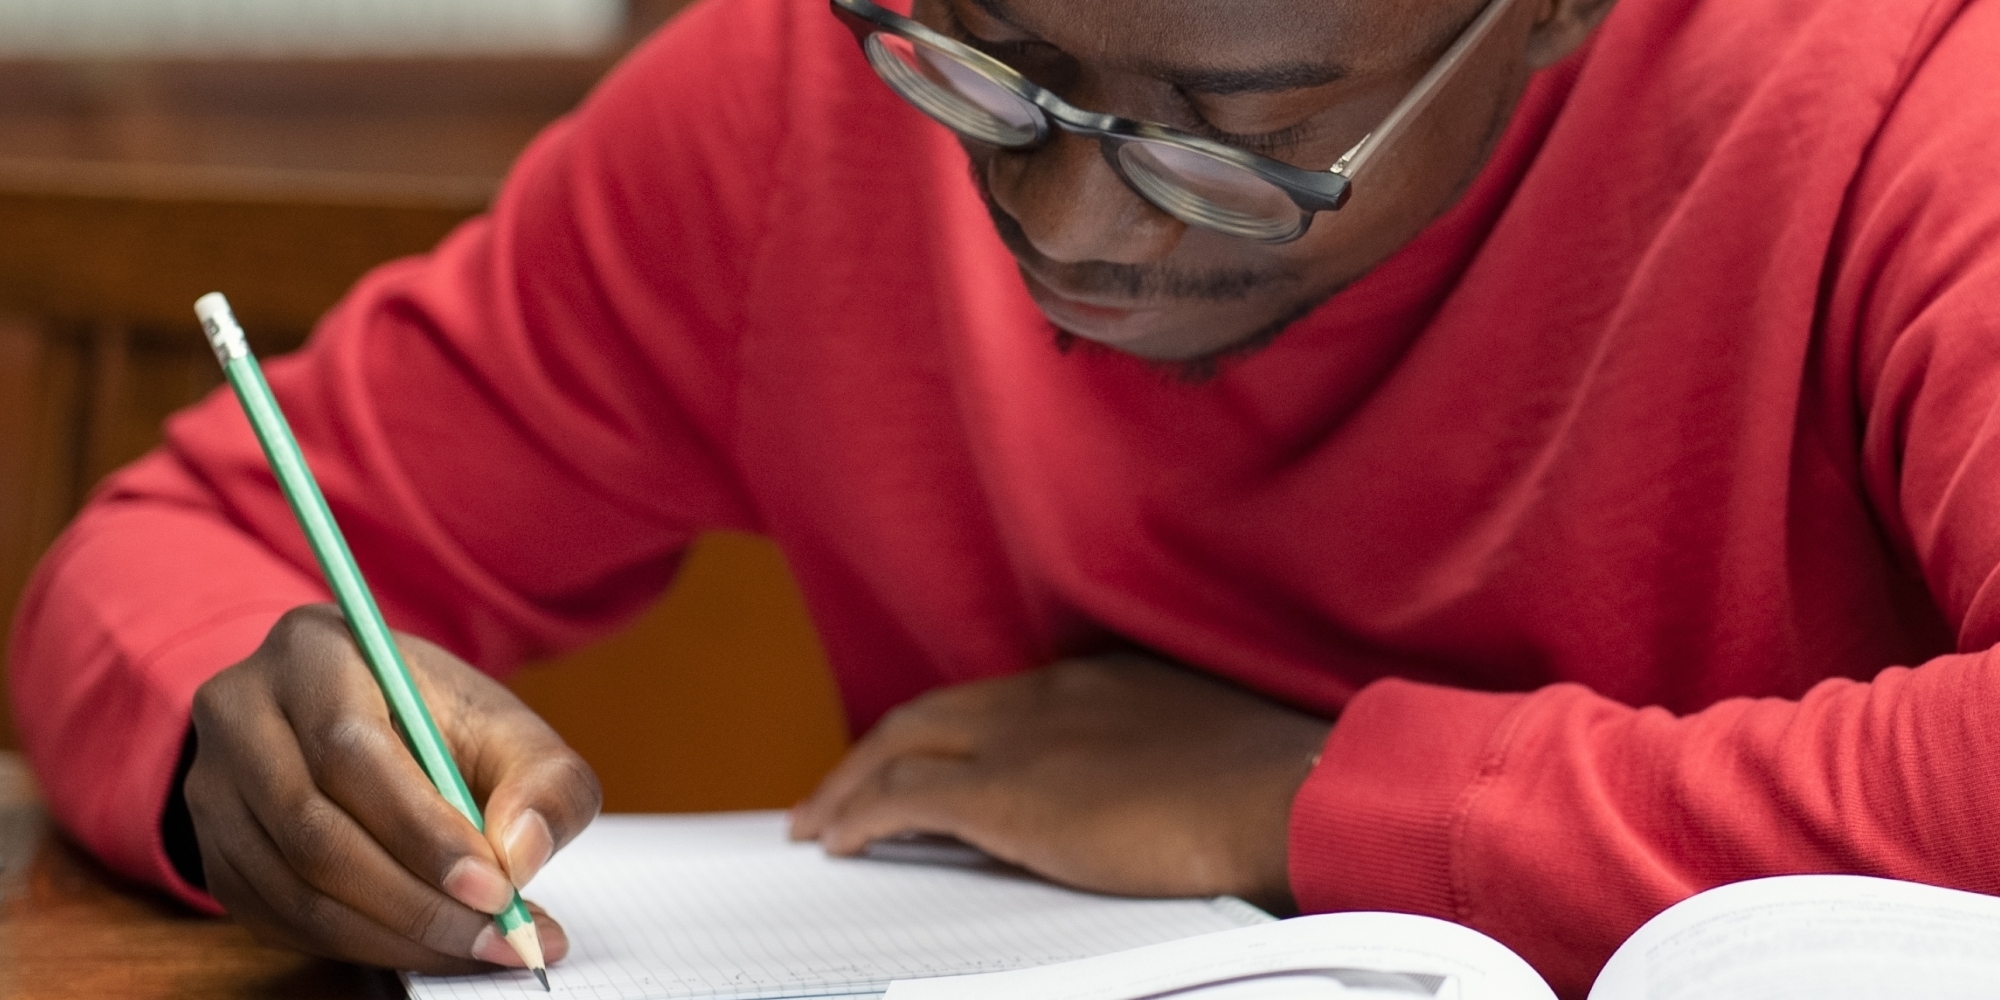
top-left (1017, 268), bottom-right (1161, 345)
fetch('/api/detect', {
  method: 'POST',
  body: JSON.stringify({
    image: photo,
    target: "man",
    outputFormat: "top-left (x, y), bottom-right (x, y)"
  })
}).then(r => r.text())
top-left (11, 0), bottom-right (2000, 994)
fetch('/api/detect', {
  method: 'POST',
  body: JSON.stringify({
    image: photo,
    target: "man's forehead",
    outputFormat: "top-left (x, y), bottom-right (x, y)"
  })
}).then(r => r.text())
top-left (983, 0), bottom-right (1467, 81)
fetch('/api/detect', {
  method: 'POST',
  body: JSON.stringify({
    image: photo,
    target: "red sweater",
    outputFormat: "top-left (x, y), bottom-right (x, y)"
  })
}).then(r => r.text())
top-left (13, 0), bottom-right (2000, 993)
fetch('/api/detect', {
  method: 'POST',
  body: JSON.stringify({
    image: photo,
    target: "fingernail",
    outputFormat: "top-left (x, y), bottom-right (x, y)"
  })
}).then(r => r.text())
top-left (472, 924), bottom-right (526, 967)
top-left (444, 857), bottom-right (516, 915)
top-left (503, 809), bottom-right (555, 889)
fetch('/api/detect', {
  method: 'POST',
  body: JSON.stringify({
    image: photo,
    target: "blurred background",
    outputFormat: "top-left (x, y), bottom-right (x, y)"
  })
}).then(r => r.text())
top-left (0, 0), bottom-right (850, 814)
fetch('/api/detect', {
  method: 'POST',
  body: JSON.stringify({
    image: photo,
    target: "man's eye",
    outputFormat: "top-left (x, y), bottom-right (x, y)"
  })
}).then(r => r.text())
top-left (970, 37), bottom-right (1043, 59)
top-left (934, 4), bottom-right (1065, 71)
top-left (1199, 121), bottom-right (1312, 156)
top-left (950, 32), bottom-right (1073, 88)
top-left (953, 28), bottom-right (1053, 64)
top-left (1174, 90), bottom-right (1313, 155)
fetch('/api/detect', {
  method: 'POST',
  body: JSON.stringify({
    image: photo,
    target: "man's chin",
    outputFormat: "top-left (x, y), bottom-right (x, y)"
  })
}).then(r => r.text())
top-left (1061, 324), bottom-right (1227, 363)
top-left (1044, 313), bottom-right (1209, 361)
top-left (1041, 293), bottom-right (1335, 381)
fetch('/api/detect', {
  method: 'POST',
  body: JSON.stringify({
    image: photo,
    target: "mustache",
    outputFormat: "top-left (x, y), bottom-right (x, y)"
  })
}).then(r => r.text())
top-left (972, 171), bottom-right (1296, 303)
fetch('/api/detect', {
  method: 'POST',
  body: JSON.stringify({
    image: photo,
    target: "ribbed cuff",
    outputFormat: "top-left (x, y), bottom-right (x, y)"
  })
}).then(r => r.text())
top-left (1288, 677), bottom-right (1531, 922)
top-left (78, 604), bottom-right (297, 916)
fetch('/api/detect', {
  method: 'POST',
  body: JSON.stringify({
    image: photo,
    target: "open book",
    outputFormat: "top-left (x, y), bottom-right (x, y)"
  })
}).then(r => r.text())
top-left (886, 874), bottom-right (2000, 1000)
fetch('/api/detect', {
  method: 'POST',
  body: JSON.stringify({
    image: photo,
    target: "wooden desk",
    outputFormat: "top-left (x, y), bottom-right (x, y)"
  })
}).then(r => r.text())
top-left (0, 752), bottom-right (399, 999)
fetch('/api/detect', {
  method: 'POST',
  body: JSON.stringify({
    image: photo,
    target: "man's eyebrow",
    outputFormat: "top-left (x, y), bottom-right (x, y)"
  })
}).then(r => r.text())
top-left (1152, 63), bottom-right (1348, 95)
top-left (959, 0), bottom-right (1346, 96)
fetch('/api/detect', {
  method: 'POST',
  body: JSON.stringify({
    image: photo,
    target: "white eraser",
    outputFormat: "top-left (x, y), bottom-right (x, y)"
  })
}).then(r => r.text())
top-left (194, 291), bottom-right (233, 326)
top-left (194, 292), bottom-right (248, 364)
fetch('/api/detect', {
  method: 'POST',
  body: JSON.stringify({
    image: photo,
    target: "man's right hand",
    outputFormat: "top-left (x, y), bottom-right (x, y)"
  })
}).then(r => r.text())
top-left (185, 604), bottom-right (601, 972)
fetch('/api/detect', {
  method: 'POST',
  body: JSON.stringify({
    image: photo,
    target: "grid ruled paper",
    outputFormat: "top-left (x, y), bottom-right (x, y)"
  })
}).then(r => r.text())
top-left (407, 812), bottom-right (1269, 1000)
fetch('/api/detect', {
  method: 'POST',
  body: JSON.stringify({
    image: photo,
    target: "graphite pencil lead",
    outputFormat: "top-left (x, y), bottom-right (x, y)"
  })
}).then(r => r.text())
top-left (535, 967), bottom-right (550, 992)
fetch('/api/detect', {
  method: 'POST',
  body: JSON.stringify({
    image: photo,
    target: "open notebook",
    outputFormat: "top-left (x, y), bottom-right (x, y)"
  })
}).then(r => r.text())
top-left (406, 812), bottom-right (1268, 1000)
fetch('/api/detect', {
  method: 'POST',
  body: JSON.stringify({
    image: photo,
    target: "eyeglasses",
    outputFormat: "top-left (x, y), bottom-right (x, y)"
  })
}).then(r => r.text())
top-left (830, 0), bottom-right (1519, 244)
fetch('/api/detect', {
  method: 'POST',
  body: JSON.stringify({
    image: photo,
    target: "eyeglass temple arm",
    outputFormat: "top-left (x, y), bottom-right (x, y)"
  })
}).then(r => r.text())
top-left (1331, 0), bottom-right (1525, 183)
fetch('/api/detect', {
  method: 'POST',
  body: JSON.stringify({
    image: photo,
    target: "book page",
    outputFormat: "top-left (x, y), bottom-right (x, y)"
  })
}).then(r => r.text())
top-left (884, 911), bottom-right (1558, 1000)
top-left (408, 812), bottom-right (1267, 1000)
top-left (1589, 875), bottom-right (2000, 1000)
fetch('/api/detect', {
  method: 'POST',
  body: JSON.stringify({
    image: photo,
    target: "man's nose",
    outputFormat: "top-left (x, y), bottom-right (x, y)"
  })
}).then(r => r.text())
top-left (984, 129), bottom-right (1185, 266)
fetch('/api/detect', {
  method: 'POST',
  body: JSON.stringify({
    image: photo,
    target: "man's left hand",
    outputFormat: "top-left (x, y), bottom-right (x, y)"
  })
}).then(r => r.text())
top-left (788, 654), bottom-right (1332, 912)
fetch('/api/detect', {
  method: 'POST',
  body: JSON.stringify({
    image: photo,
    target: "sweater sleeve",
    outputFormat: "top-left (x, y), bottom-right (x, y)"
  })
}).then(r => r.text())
top-left (6, 0), bottom-right (798, 909)
top-left (1287, 2), bottom-right (2000, 995)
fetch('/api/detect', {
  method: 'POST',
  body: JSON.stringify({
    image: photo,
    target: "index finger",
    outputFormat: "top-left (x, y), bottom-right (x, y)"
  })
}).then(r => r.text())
top-left (290, 677), bottom-right (523, 918)
top-left (790, 689), bottom-right (986, 841)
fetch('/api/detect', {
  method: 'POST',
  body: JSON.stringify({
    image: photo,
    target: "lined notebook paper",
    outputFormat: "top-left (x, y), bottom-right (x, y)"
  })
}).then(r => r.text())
top-left (407, 812), bottom-right (1268, 1000)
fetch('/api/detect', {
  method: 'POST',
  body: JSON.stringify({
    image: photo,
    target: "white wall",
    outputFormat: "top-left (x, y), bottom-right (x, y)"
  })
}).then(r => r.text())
top-left (0, 0), bottom-right (627, 58)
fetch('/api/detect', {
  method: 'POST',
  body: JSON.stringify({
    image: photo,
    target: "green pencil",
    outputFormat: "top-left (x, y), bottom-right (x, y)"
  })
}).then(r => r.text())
top-left (195, 293), bottom-right (550, 991)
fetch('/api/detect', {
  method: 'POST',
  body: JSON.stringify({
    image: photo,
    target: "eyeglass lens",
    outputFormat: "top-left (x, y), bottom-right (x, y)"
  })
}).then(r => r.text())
top-left (862, 30), bottom-right (1305, 240)
top-left (865, 33), bottom-right (1040, 145)
top-left (1115, 140), bottom-right (1304, 241)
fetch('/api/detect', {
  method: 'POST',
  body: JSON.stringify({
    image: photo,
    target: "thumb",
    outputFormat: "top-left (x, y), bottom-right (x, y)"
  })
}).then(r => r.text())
top-left (399, 632), bottom-right (603, 891)
top-left (476, 724), bottom-right (603, 891)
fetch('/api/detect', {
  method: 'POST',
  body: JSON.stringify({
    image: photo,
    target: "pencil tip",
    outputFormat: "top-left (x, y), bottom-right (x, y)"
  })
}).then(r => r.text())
top-left (503, 923), bottom-right (550, 991)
